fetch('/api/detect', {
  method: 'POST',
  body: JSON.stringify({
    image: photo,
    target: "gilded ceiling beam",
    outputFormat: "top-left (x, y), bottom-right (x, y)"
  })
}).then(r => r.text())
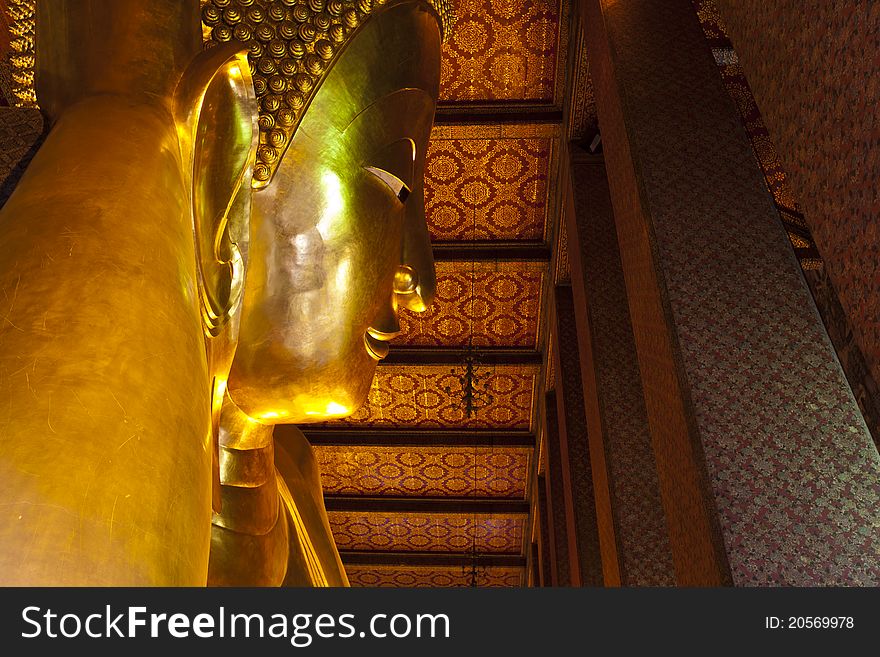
top-left (434, 106), bottom-right (563, 125)
top-left (338, 551), bottom-right (526, 568)
top-left (323, 496), bottom-right (530, 515)
top-left (432, 240), bottom-right (551, 262)
top-left (381, 347), bottom-right (543, 366)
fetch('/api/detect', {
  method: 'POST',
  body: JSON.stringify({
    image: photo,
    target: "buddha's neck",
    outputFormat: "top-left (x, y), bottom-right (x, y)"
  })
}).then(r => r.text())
top-left (218, 396), bottom-right (275, 451)
top-left (214, 396), bottom-right (279, 535)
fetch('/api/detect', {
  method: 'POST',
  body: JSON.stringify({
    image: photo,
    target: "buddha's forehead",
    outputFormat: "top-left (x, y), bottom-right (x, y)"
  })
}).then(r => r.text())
top-left (259, 3), bottom-right (441, 190)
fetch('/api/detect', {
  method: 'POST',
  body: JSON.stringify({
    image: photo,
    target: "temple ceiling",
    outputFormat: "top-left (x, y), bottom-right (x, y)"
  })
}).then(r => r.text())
top-left (315, 445), bottom-right (532, 498)
top-left (345, 564), bottom-right (524, 587)
top-left (328, 510), bottom-right (526, 554)
top-left (439, 0), bottom-right (561, 103)
top-left (426, 124), bottom-right (557, 242)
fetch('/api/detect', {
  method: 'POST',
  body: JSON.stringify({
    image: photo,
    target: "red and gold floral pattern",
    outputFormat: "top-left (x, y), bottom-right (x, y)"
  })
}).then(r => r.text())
top-left (692, 0), bottom-right (804, 218)
top-left (395, 261), bottom-right (544, 348)
top-left (439, 0), bottom-right (559, 102)
top-left (425, 128), bottom-right (553, 241)
top-left (329, 511), bottom-right (525, 553)
top-left (315, 445), bottom-right (531, 498)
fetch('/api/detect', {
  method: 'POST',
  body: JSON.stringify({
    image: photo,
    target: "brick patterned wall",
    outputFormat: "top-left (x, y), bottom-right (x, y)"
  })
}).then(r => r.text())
top-left (583, 0), bottom-right (880, 585)
top-left (691, 0), bottom-right (880, 448)
top-left (582, 0), bottom-right (730, 586)
top-left (713, 0), bottom-right (880, 391)
top-left (804, 266), bottom-right (880, 450)
top-left (568, 159), bottom-right (675, 586)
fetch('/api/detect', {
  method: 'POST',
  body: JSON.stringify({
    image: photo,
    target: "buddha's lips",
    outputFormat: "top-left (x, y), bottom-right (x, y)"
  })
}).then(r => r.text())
top-left (364, 331), bottom-right (392, 361)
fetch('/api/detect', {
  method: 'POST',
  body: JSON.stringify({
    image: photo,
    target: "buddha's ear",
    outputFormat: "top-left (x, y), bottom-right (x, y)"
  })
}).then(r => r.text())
top-left (174, 45), bottom-right (258, 513)
top-left (174, 43), bottom-right (258, 344)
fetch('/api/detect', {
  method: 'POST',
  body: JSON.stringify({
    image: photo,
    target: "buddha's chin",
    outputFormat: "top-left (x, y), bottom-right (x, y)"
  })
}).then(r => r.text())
top-left (226, 360), bottom-right (377, 425)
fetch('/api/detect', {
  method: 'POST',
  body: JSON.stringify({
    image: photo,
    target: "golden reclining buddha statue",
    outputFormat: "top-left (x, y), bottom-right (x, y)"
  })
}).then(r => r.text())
top-left (0, 0), bottom-right (451, 586)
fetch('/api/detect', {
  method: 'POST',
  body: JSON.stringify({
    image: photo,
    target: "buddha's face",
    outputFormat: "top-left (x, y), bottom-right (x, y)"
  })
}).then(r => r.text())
top-left (227, 3), bottom-right (440, 423)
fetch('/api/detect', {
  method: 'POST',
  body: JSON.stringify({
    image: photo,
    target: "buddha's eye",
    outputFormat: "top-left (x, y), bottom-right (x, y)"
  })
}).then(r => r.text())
top-left (363, 138), bottom-right (415, 203)
top-left (365, 166), bottom-right (411, 202)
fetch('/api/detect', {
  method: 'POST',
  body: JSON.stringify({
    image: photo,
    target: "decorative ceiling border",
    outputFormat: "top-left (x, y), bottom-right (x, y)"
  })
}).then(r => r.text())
top-left (552, 0), bottom-right (571, 109)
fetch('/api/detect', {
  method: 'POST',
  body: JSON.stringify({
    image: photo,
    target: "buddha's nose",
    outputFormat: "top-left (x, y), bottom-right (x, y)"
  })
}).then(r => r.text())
top-left (395, 178), bottom-right (435, 312)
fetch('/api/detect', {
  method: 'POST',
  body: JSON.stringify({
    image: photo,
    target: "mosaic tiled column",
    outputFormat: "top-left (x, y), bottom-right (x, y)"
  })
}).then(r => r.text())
top-left (711, 0), bottom-right (880, 390)
top-left (582, 0), bottom-right (880, 585)
top-left (529, 541), bottom-right (540, 587)
top-left (552, 286), bottom-right (603, 587)
top-left (565, 152), bottom-right (676, 586)
top-left (542, 390), bottom-right (571, 586)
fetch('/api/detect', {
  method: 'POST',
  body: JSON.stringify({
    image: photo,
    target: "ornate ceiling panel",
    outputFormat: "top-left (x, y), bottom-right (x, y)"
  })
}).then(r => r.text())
top-left (345, 564), bottom-right (524, 587)
top-left (431, 123), bottom-right (558, 141)
top-left (315, 445), bottom-right (531, 498)
top-left (439, 0), bottom-right (560, 102)
top-left (395, 261), bottom-right (545, 348)
top-left (425, 124), bottom-right (556, 241)
top-left (326, 365), bottom-right (537, 429)
top-left (328, 511), bottom-right (526, 553)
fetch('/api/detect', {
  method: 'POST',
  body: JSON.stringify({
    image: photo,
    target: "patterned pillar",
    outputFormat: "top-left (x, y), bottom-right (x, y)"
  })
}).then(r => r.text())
top-left (542, 390), bottom-right (571, 586)
top-left (711, 0), bottom-right (880, 390)
top-left (536, 473), bottom-right (553, 587)
top-left (581, 0), bottom-right (880, 585)
top-left (552, 286), bottom-right (603, 587)
top-left (565, 152), bottom-right (676, 586)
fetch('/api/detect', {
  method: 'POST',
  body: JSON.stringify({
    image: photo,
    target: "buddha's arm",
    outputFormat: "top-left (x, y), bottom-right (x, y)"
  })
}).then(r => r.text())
top-left (275, 426), bottom-right (350, 587)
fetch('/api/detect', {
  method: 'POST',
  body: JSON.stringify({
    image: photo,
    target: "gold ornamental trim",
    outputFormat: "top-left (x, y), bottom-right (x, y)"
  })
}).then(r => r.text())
top-left (4, 0), bottom-right (37, 107)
